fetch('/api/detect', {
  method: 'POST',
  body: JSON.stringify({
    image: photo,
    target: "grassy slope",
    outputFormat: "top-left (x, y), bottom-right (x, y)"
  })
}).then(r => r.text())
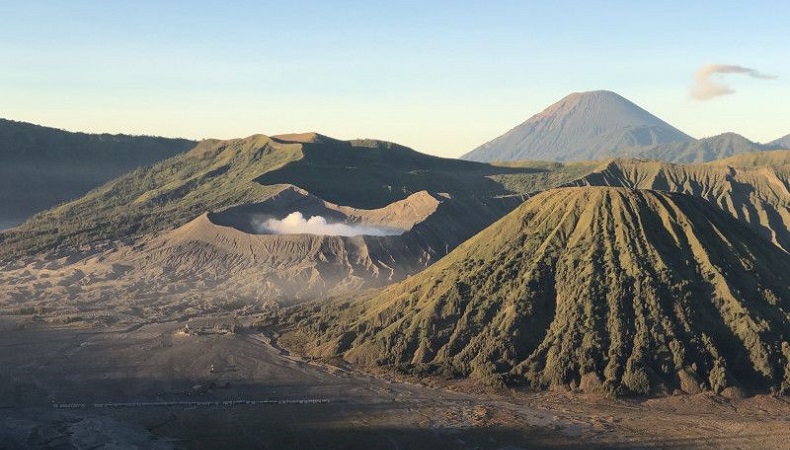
top-left (285, 187), bottom-right (790, 396)
top-left (0, 136), bottom-right (297, 257)
top-left (0, 133), bottom-right (593, 259)
top-left (0, 118), bottom-right (196, 227)
top-left (255, 136), bottom-right (565, 208)
top-left (570, 151), bottom-right (790, 252)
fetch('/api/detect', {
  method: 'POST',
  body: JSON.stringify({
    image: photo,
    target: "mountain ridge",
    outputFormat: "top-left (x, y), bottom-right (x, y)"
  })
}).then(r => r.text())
top-left (769, 133), bottom-right (790, 149)
top-left (1, 130), bottom-right (601, 259)
top-left (566, 151), bottom-right (790, 252)
top-left (284, 186), bottom-right (790, 396)
top-left (620, 132), bottom-right (772, 163)
top-left (0, 118), bottom-right (196, 229)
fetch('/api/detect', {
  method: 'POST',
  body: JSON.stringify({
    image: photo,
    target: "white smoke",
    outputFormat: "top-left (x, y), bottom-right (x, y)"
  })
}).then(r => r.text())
top-left (257, 212), bottom-right (403, 236)
top-left (691, 64), bottom-right (776, 100)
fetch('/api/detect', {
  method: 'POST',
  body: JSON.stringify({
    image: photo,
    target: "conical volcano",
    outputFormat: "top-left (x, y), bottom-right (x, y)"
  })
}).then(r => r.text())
top-left (293, 187), bottom-right (790, 396)
top-left (462, 90), bottom-right (693, 162)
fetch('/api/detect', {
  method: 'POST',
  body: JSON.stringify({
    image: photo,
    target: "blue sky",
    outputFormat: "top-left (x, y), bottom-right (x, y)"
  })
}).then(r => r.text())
top-left (2, 1), bottom-right (788, 157)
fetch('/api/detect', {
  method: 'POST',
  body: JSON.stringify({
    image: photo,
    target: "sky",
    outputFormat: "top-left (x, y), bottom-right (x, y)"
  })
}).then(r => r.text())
top-left (2, 0), bottom-right (789, 157)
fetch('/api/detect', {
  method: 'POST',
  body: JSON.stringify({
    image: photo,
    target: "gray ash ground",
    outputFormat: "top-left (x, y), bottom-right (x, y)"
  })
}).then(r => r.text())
top-left (1, 317), bottom-right (789, 449)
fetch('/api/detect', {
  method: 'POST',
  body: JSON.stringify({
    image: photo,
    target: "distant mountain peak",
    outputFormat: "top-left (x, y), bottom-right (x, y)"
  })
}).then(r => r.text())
top-left (462, 91), bottom-right (693, 163)
top-left (539, 89), bottom-right (631, 110)
top-left (534, 90), bottom-right (676, 127)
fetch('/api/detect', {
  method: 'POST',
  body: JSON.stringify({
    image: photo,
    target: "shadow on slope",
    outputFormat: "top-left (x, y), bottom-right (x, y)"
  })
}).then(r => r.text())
top-left (283, 187), bottom-right (790, 397)
top-left (569, 151), bottom-right (790, 252)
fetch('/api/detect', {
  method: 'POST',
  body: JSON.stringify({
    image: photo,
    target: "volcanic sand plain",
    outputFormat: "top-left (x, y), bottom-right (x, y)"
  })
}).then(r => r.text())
top-left (1, 316), bottom-right (789, 449)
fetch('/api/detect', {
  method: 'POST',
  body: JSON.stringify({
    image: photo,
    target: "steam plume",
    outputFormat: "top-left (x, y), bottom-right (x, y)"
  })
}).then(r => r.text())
top-left (691, 64), bottom-right (776, 100)
top-left (257, 212), bottom-right (403, 236)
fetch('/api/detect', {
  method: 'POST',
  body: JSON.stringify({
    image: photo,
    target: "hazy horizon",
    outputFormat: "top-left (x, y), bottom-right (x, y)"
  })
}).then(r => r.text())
top-left (2, 0), bottom-right (788, 157)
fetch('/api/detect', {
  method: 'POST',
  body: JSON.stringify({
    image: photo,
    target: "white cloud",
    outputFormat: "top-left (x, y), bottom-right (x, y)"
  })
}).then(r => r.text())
top-left (256, 212), bottom-right (403, 236)
top-left (691, 64), bottom-right (776, 101)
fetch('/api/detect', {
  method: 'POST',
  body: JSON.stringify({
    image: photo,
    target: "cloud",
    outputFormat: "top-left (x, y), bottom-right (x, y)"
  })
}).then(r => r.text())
top-left (691, 64), bottom-right (776, 100)
top-left (256, 212), bottom-right (404, 236)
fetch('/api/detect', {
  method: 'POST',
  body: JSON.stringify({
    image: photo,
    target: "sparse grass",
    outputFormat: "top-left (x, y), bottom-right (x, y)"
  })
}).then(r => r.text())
top-left (283, 187), bottom-right (790, 396)
top-left (0, 134), bottom-right (597, 259)
top-left (0, 118), bottom-right (196, 227)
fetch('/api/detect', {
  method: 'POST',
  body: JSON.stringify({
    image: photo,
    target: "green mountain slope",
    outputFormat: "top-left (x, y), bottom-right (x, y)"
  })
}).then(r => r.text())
top-left (258, 133), bottom-right (527, 208)
top-left (0, 133), bottom-right (592, 259)
top-left (569, 151), bottom-right (790, 252)
top-left (286, 187), bottom-right (790, 396)
top-left (0, 118), bottom-right (195, 228)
